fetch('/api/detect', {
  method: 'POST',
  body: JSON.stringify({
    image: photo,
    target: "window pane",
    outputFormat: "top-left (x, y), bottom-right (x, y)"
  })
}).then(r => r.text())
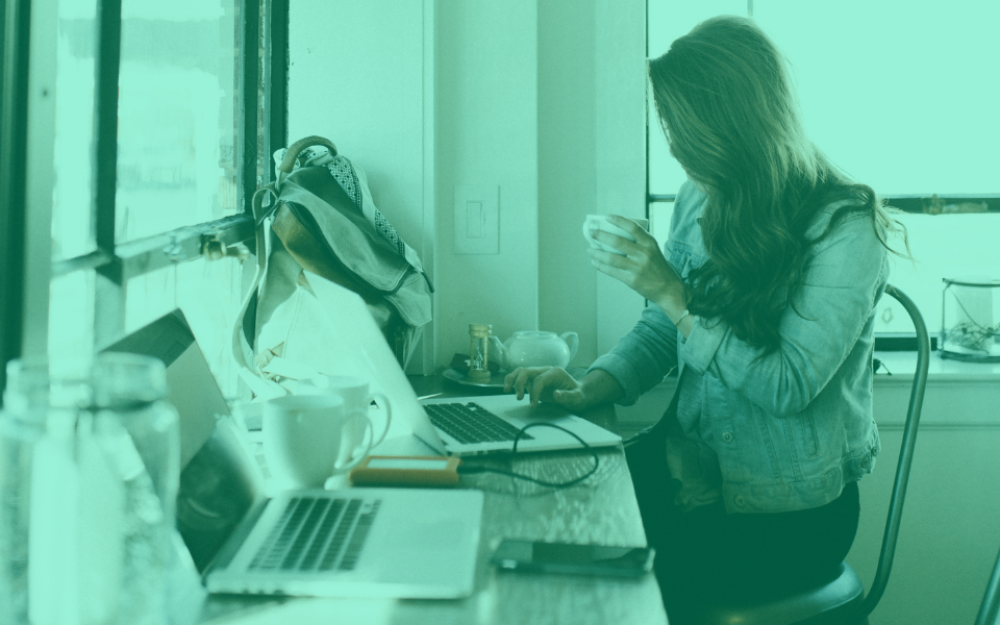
top-left (49, 270), bottom-right (96, 362)
top-left (125, 255), bottom-right (248, 397)
top-left (115, 0), bottom-right (240, 243)
top-left (52, 0), bottom-right (98, 261)
top-left (875, 213), bottom-right (1000, 334)
top-left (649, 201), bottom-right (674, 248)
top-left (647, 0), bottom-right (747, 195)
top-left (755, 0), bottom-right (1000, 195)
top-left (752, 1), bottom-right (1000, 332)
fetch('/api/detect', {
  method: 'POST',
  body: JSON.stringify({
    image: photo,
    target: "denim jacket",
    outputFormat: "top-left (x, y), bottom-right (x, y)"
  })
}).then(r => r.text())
top-left (591, 180), bottom-right (887, 514)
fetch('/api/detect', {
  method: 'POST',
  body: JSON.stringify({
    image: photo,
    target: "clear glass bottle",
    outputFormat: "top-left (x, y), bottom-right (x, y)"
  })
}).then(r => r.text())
top-left (3, 359), bottom-right (124, 625)
top-left (0, 361), bottom-right (47, 625)
top-left (91, 353), bottom-right (180, 625)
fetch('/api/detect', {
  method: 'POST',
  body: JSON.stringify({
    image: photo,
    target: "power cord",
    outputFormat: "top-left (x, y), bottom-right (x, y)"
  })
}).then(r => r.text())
top-left (456, 422), bottom-right (600, 489)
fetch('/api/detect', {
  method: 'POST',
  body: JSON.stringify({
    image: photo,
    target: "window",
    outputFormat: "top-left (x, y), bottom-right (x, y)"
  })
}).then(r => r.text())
top-left (1, 0), bottom-right (289, 399)
top-left (647, 0), bottom-right (1000, 340)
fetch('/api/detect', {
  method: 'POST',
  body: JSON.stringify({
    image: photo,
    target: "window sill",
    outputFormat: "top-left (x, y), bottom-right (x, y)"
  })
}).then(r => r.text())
top-left (874, 350), bottom-right (1000, 383)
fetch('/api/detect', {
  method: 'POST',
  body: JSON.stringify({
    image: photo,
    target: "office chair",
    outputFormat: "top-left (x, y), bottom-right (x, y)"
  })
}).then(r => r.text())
top-left (974, 543), bottom-right (1000, 625)
top-left (685, 285), bottom-right (930, 625)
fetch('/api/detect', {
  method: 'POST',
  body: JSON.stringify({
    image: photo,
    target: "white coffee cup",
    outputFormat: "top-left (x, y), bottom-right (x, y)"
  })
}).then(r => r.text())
top-left (297, 375), bottom-right (392, 449)
top-left (263, 394), bottom-right (373, 489)
top-left (583, 214), bottom-right (650, 256)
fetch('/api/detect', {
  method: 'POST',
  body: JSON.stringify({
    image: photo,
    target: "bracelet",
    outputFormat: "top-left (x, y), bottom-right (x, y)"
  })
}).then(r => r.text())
top-left (674, 309), bottom-right (691, 326)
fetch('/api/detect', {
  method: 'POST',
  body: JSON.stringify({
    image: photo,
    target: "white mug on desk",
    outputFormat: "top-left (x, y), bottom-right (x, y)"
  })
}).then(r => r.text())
top-left (263, 395), bottom-right (373, 489)
top-left (294, 375), bottom-right (393, 450)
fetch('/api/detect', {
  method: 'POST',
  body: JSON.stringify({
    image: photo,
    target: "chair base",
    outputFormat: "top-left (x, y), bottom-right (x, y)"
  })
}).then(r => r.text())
top-left (677, 562), bottom-right (867, 625)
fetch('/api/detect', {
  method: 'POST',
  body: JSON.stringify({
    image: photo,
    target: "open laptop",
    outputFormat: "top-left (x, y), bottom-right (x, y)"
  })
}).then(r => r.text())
top-left (104, 310), bottom-right (483, 598)
top-left (262, 271), bottom-right (622, 457)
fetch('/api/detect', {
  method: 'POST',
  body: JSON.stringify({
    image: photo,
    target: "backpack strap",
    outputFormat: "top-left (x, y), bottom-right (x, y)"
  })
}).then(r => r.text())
top-left (276, 136), bottom-right (338, 179)
top-left (230, 183), bottom-right (281, 381)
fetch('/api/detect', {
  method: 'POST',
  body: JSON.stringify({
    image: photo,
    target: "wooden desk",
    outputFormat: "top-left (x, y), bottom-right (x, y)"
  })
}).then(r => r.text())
top-left (198, 376), bottom-right (668, 624)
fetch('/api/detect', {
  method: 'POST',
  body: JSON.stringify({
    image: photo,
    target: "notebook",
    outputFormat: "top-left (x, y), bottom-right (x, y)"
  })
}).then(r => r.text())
top-left (261, 271), bottom-right (623, 457)
top-left (104, 310), bottom-right (484, 599)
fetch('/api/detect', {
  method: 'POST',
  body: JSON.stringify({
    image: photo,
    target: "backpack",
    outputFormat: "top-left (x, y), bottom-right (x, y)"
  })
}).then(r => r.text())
top-left (232, 136), bottom-right (432, 394)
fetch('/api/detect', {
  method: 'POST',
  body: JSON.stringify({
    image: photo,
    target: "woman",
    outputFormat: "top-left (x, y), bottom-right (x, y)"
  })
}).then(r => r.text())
top-left (504, 15), bottom-right (904, 615)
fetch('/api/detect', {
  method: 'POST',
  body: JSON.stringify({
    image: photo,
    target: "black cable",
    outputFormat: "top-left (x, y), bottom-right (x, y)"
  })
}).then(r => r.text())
top-left (456, 422), bottom-right (600, 489)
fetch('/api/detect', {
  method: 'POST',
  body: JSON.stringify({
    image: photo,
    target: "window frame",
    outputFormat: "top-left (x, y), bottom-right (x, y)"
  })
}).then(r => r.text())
top-left (0, 0), bottom-right (32, 399)
top-left (0, 0), bottom-right (289, 400)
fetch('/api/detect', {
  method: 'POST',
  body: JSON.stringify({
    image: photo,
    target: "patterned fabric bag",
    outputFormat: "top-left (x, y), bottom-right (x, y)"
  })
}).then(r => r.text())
top-left (231, 136), bottom-right (432, 393)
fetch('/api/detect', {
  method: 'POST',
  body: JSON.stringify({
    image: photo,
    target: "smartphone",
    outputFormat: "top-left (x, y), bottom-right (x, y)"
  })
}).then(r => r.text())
top-left (490, 539), bottom-right (655, 578)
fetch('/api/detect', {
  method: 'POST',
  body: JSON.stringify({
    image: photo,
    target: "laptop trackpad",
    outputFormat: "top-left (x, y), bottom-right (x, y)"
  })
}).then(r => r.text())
top-left (500, 402), bottom-right (571, 423)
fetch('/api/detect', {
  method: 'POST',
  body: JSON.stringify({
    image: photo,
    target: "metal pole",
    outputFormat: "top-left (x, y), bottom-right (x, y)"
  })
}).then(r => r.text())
top-left (239, 0), bottom-right (260, 215)
top-left (264, 0), bottom-right (289, 183)
top-left (92, 0), bottom-right (125, 347)
top-left (975, 543), bottom-right (1000, 625)
top-left (858, 285), bottom-right (930, 619)
top-left (0, 0), bottom-right (31, 400)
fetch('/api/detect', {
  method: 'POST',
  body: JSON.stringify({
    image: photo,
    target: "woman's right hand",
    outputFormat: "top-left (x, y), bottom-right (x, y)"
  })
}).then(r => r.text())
top-left (503, 367), bottom-right (590, 410)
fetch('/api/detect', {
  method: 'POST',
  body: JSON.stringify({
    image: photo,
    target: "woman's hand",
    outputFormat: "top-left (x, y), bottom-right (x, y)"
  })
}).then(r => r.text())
top-left (587, 215), bottom-right (686, 311)
top-left (503, 367), bottom-right (589, 410)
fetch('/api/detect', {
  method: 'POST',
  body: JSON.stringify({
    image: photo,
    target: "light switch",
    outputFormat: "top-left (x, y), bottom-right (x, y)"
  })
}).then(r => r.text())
top-left (454, 185), bottom-right (499, 254)
top-left (466, 202), bottom-right (484, 238)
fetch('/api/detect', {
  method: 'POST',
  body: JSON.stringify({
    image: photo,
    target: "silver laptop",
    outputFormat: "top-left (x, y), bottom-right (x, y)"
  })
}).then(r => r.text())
top-left (262, 272), bottom-right (622, 457)
top-left (105, 310), bottom-right (484, 599)
top-left (419, 394), bottom-right (621, 456)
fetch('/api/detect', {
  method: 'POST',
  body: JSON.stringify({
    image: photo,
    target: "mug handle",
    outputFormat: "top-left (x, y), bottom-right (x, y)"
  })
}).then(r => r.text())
top-left (332, 416), bottom-right (374, 475)
top-left (369, 392), bottom-right (393, 447)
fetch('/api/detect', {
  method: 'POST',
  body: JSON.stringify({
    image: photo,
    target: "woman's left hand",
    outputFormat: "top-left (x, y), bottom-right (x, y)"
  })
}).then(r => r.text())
top-left (588, 215), bottom-right (686, 309)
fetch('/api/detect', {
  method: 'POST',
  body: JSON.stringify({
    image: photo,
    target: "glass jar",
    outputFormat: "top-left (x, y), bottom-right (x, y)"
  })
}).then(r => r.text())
top-left (2, 358), bottom-right (134, 625)
top-left (1, 359), bottom-right (99, 625)
top-left (91, 353), bottom-right (180, 625)
top-left (940, 278), bottom-right (1000, 362)
top-left (2, 355), bottom-right (180, 625)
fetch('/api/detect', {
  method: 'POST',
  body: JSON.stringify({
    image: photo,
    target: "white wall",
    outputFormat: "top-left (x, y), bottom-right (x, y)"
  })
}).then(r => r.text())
top-left (592, 0), bottom-right (648, 356)
top-left (434, 0), bottom-right (541, 366)
top-left (537, 0), bottom-right (648, 363)
top-left (537, 0), bottom-right (597, 361)
top-left (289, 0), bottom-right (647, 373)
top-left (288, 1), bottom-right (426, 254)
top-left (288, 0), bottom-right (431, 370)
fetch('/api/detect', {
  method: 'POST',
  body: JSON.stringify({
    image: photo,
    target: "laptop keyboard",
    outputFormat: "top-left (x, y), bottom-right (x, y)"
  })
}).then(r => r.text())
top-left (423, 402), bottom-right (534, 444)
top-left (249, 497), bottom-right (382, 572)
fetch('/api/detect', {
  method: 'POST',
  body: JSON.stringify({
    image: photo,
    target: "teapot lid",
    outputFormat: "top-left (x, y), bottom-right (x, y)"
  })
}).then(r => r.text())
top-left (512, 330), bottom-right (558, 338)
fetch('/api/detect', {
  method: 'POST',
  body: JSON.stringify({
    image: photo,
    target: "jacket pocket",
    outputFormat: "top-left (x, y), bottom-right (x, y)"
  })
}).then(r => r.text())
top-left (795, 414), bottom-right (820, 459)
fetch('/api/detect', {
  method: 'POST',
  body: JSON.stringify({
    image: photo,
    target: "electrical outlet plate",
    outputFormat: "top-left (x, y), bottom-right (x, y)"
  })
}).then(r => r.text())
top-left (454, 185), bottom-right (499, 254)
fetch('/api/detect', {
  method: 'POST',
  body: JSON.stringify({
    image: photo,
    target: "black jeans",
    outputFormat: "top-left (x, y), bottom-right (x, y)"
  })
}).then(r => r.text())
top-left (625, 426), bottom-right (861, 616)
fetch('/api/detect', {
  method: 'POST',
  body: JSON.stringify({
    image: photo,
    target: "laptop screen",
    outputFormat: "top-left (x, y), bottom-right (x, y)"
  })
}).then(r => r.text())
top-left (102, 310), bottom-right (264, 572)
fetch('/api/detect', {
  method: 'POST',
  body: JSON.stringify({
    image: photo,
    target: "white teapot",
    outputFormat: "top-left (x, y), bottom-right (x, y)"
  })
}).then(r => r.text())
top-left (488, 331), bottom-right (579, 371)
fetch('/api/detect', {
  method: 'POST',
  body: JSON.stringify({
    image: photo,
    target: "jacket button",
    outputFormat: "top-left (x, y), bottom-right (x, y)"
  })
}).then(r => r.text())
top-left (722, 431), bottom-right (734, 443)
top-left (734, 495), bottom-right (746, 507)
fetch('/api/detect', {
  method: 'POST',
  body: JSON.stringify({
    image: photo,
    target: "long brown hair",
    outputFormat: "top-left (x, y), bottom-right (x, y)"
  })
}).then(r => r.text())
top-left (648, 16), bottom-right (904, 351)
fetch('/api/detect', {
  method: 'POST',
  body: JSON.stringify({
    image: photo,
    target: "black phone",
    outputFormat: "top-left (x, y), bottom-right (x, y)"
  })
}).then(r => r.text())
top-left (490, 539), bottom-right (655, 578)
